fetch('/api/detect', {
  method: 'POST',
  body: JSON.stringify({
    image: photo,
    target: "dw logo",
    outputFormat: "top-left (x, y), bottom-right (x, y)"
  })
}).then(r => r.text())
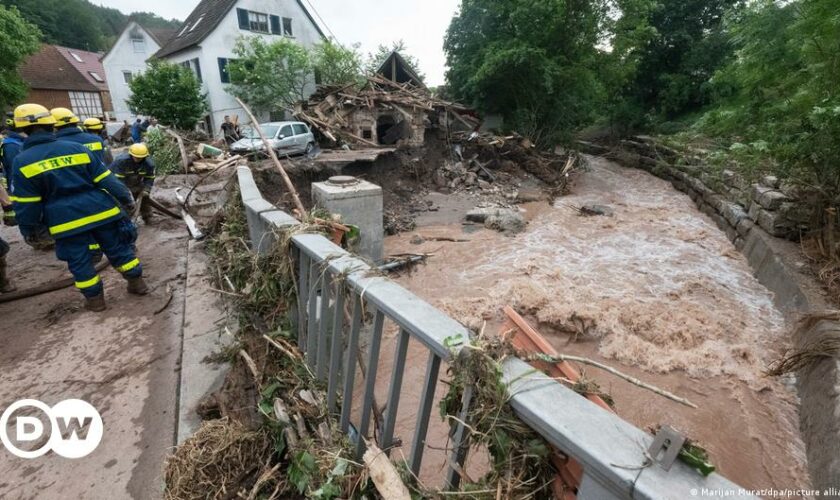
top-left (0, 399), bottom-right (103, 459)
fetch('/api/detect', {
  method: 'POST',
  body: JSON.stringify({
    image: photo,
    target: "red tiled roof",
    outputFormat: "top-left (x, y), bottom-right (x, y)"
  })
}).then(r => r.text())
top-left (19, 44), bottom-right (99, 92)
top-left (53, 45), bottom-right (109, 91)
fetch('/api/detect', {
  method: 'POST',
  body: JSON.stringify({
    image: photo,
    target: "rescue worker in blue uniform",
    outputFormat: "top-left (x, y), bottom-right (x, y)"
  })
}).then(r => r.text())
top-left (111, 143), bottom-right (156, 223)
top-left (1, 115), bottom-right (25, 225)
top-left (10, 103), bottom-right (149, 311)
top-left (82, 117), bottom-right (113, 164)
top-left (51, 108), bottom-right (108, 166)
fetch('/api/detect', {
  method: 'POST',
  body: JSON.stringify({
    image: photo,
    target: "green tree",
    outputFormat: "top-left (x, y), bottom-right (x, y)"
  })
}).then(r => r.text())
top-left (626, 0), bottom-right (744, 119)
top-left (228, 36), bottom-right (313, 113)
top-left (0, 5), bottom-right (41, 110)
top-left (127, 61), bottom-right (206, 130)
top-left (700, 0), bottom-right (840, 198)
top-left (0, 0), bottom-right (181, 52)
top-left (1, 0), bottom-right (104, 51)
top-left (445, 0), bottom-right (611, 145)
top-left (312, 41), bottom-right (364, 86)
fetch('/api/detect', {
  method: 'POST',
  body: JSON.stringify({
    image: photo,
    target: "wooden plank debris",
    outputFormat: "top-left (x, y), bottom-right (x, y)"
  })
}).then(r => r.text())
top-left (295, 76), bottom-right (481, 148)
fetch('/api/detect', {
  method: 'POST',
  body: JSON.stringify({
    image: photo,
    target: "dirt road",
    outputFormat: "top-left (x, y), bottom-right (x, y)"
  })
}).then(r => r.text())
top-left (0, 217), bottom-right (189, 499)
top-left (385, 156), bottom-right (810, 491)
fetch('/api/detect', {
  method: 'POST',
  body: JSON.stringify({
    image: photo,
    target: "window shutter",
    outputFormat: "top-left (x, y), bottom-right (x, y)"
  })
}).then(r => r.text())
top-left (218, 58), bottom-right (230, 83)
top-left (237, 8), bottom-right (249, 29)
top-left (193, 58), bottom-right (203, 82)
top-left (270, 15), bottom-right (281, 35)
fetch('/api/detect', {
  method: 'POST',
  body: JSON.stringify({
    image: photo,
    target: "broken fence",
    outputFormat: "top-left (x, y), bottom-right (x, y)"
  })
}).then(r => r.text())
top-left (235, 165), bottom-right (753, 499)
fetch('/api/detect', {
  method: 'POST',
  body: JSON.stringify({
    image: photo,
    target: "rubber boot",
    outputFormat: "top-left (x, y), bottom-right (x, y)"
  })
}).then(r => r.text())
top-left (85, 293), bottom-right (106, 312)
top-left (0, 258), bottom-right (16, 293)
top-left (127, 276), bottom-right (149, 295)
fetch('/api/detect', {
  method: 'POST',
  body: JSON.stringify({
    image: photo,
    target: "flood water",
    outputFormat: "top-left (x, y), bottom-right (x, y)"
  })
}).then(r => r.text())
top-left (382, 157), bottom-right (810, 493)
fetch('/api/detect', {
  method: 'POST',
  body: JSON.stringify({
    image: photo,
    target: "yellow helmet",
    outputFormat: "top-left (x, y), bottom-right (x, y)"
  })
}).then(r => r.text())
top-left (14, 103), bottom-right (57, 128)
top-left (129, 143), bottom-right (149, 159)
top-left (83, 117), bottom-right (104, 131)
top-left (51, 107), bottom-right (80, 126)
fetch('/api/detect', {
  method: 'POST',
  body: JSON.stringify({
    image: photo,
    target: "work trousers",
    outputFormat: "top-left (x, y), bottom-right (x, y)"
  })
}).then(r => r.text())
top-left (54, 219), bottom-right (142, 298)
top-left (127, 184), bottom-right (152, 221)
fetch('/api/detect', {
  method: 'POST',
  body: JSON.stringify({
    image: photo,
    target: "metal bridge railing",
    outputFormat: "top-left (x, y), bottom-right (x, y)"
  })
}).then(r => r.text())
top-left (236, 165), bottom-right (754, 498)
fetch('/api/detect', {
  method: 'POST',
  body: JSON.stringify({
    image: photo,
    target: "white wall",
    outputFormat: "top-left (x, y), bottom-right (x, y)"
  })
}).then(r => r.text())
top-left (165, 0), bottom-right (325, 137)
top-left (102, 22), bottom-right (162, 123)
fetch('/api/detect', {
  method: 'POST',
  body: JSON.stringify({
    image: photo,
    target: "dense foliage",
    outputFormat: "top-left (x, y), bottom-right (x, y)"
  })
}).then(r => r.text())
top-left (696, 0), bottom-right (840, 199)
top-left (445, 0), bottom-right (612, 146)
top-left (312, 41), bottom-right (364, 87)
top-left (624, 0), bottom-right (742, 121)
top-left (127, 61), bottom-right (207, 130)
top-left (228, 37), bottom-right (367, 114)
top-left (228, 37), bottom-right (316, 113)
top-left (0, 0), bottom-right (179, 52)
top-left (0, 5), bottom-right (40, 110)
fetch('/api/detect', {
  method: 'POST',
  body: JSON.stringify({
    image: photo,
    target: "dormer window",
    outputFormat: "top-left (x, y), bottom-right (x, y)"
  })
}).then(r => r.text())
top-left (131, 36), bottom-right (145, 53)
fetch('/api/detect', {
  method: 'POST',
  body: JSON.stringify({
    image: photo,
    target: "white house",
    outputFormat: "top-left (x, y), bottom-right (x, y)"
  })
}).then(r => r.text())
top-left (101, 21), bottom-right (176, 123)
top-left (153, 0), bottom-right (326, 135)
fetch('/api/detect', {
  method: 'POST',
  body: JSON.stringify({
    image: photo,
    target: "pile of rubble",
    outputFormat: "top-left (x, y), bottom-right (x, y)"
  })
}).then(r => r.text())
top-left (451, 132), bottom-right (578, 188)
top-left (432, 132), bottom-right (579, 200)
top-left (294, 76), bottom-right (479, 148)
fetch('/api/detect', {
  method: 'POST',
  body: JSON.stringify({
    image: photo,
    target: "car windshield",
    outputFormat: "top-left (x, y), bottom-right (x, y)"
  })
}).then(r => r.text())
top-left (241, 125), bottom-right (281, 139)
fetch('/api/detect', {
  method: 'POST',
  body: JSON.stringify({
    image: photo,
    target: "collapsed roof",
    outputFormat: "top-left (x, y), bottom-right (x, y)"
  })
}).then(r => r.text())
top-left (294, 76), bottom-right (480, 148)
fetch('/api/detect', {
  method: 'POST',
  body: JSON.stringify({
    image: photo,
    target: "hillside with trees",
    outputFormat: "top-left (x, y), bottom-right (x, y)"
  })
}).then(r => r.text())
top-left (0, 0), bottom-right (180, 52)
top-left (445, 0), bottom-right (839, 212)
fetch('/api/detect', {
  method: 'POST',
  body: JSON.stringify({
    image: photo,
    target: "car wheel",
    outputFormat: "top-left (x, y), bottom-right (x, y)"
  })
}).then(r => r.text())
top-left (305, 142), bottom-right (315, 154)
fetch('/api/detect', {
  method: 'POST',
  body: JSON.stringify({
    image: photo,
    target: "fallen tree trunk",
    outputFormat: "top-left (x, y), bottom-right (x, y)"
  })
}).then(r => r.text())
top-left (0, 260), bottom-right (110, 303)
top-left (234, 97), bottom-right (307, 217)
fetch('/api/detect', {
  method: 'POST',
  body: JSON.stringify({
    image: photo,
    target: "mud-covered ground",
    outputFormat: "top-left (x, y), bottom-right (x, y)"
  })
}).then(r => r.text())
top-left (253, 133), bottom-right (559, 235)
top-left (0, 215), bottom-right (189, 499)
top-left (385, 156), bottom-right (811, 492)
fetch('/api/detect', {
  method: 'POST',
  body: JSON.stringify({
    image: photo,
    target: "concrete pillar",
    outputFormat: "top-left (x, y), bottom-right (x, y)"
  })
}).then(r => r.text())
top-left (312, 176), bottom-right (383, 263)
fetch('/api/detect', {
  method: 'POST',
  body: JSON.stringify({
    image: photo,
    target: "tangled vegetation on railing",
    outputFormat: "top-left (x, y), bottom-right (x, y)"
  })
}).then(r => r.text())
top-left (440, 338), bottom-right (557, 499)
top-left (166, 191), bottom-right (572, 499)
top-left (166, 192), bottom-right (380, 500)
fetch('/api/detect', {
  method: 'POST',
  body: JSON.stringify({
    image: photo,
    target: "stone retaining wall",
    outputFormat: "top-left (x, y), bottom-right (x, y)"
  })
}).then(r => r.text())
top-left (603, 137), bottom-right (840, 494)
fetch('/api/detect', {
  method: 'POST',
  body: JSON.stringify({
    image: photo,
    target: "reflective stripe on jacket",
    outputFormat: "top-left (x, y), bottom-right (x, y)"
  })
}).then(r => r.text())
top-left (11, 130), bottom-right (134, 239)
top-left (110, 152), bottom-right (156, 191)
top-left (55, 126), bottom-right (108, 166)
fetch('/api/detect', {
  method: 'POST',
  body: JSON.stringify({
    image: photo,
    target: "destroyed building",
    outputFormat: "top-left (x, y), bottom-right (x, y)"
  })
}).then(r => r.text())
top-left (295, 51), bottom-right (479, 148)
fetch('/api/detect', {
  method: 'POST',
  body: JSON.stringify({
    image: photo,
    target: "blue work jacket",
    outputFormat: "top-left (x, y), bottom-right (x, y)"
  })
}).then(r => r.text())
top-left (56, 126), bottom-right (108, 165)
top-left (1, 132), bottom-right (25, 188)
top-left (110, 152), bottom-right (156, 191)
top-left (11, 130), bottom-right (133, 240)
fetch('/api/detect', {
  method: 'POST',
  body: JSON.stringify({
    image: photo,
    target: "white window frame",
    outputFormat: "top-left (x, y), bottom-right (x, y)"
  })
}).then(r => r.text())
top-left (68, 91), bottom-right (103, 120)
top-left (123, 71), bottom-right (133, 84)
top-left (69, 52), bottom-right (83, 63)
top-left (89, 71), bottom-right (104, 83)
top-left (248, 11), bottom-right (269, 33)
top-left (131, 37), bottom-right (145, 53)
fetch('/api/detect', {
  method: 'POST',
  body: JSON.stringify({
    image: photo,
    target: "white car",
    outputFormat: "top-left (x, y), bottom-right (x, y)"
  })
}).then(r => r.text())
top-left (230, 121), bottom-right (316, 156)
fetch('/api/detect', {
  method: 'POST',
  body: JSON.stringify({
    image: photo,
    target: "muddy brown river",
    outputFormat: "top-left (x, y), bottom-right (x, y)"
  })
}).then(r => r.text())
top-left (383, 157), bottom-right (810, 493)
